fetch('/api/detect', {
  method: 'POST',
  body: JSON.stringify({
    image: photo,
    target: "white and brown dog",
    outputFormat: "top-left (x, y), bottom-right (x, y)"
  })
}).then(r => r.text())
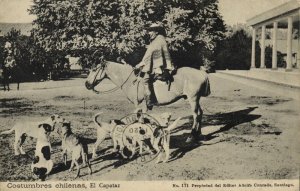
top-left (152, 117), bottom-right (181, 163)
top-left (60, 121), bottom-right (92, 178)
top-left (92, 112), bottom-right (126, 158)
top-left (0, 114), bottom-right (64, 155)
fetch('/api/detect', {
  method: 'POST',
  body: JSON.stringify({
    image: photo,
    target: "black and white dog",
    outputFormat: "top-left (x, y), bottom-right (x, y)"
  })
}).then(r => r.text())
top-left (31, 136), bottom-right (53, 181)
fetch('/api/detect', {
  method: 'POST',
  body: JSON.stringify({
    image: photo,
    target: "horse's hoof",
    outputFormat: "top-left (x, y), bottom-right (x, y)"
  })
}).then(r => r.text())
top-left (92, 154), bottom-right (97, 159)
top-left (186, 136), bottom-right (196, 143)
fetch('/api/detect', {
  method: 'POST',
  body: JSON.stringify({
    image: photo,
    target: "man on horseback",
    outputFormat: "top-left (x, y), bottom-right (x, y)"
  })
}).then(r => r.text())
top-left (136, 23), bottom-right (175, 109)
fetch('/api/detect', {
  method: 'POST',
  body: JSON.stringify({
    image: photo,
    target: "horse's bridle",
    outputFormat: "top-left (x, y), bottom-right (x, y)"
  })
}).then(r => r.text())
top-left (90, 61), bottom-right (136, 94)
top-left (91, 62), bottom-right (106, 88)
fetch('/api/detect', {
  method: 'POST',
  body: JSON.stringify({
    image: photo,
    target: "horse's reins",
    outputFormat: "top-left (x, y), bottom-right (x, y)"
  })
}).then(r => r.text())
top-left (92, 62), bottom-right (136, 94)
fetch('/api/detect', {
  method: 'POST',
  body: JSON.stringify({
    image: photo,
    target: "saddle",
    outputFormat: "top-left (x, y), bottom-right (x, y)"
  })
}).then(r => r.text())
top-left (154, 69), bottom-right (176, 91)
top-left (135, 69), bottom-right (175, 91)
top-left (153, 69), bottom-right (174, 83)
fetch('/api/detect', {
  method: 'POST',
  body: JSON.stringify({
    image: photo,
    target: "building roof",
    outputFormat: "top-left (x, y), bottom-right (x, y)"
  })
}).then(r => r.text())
top-left (247, 0), bottom-right (300, 28)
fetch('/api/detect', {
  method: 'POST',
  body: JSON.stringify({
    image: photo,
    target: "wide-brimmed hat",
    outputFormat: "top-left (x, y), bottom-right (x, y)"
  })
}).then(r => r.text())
top-left (145, 23), bottom-right (164, 31)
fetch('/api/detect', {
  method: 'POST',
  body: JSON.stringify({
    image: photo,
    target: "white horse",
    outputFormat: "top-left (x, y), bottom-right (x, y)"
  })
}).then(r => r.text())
top-left (85, 61), bottom-right (210, 142)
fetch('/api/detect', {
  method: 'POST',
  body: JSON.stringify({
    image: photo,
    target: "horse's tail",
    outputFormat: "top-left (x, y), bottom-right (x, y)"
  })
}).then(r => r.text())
top-left (201, 75), bottom-right (211, 97)
top-left (93, 112), bottom-right (104, 127)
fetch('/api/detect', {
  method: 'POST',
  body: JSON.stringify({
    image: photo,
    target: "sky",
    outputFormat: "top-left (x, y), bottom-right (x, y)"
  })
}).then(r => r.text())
top-left (0, 0), bottom-right (293, 25)
top-left (218, 0), bottom-right (291, 25)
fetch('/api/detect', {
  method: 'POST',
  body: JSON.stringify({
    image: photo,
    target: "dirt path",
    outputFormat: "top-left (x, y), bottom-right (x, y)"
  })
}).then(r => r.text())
top-left (0, 74), bottom-right (299, 181)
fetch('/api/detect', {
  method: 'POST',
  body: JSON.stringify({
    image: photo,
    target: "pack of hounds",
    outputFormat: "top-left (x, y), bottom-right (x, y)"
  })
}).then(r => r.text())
top-left (0, 110), bottom-right (181, 180)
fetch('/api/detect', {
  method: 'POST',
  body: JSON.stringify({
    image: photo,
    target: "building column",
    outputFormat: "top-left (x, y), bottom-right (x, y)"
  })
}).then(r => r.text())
top-left (298, 33), bottom-right (300, 69)
top-left (251, 27), bottom-right (256, 68)
top-left (260, 25), bottom-right (266, 68)
top-left (298, 10), bottom-right (300, 69)
top-left (272, 22), bottom-right (278, 70)
top-left (286, 16), bottom-right (293, 71)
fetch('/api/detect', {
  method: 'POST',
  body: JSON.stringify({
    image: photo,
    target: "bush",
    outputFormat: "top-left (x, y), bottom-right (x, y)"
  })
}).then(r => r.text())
top-left (215, 28), bottom-right (260, 70)
top-left (29, 0), bottom-right (225, 69)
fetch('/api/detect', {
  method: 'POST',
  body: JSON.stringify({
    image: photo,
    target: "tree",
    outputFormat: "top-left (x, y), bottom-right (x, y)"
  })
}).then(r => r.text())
top-left (29, 0), bottom-right (225, 69)
top-left (264, 45), bottom-right (285, 69)
top-left (215, 28), bottom-right (259, 70)
top-left (1, 28), bottom-right (55, 81)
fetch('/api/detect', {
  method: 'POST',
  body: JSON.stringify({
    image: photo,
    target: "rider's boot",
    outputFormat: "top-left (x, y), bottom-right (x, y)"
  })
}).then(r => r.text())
top-left (144, 83), bottom-right (154, 110)
top-left (144, 73), bottom-right (155, 110)
top-left (145, 95), bottom-right (154, 110)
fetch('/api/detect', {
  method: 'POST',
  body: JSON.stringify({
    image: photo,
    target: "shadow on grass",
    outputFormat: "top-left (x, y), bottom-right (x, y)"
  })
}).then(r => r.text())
top-left (90, 150), bottom-right (139, 174)
top-left (169, 107), bottom-right (261, 162)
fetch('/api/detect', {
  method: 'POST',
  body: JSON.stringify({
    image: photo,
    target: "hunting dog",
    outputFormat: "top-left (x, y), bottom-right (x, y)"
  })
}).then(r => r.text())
top-left (0, 114), bottom-right (64, 155)
top-left (93, 119), bottom-right (149, 159)
top-left (31, 136), bottom-right (53, 181)
top-left (129, 114), bottom-right (182, 163)
top-left (152, 117), bottom-right (182, 163)
top-left (92, 112), bottom-right (126, 158)
top-left (60, 122), bottom-right (92, 178)
top-left (92, 111), bottom-right (178, 159)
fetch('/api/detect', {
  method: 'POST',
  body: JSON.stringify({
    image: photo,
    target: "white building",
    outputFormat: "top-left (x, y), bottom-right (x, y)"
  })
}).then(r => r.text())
top-left (247, 0), bottom-right (300, 71)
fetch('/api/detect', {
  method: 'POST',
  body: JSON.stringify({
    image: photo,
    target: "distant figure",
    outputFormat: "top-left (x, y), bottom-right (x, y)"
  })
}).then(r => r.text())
top-left (4, 41), bottom-right (13, 57)
top-left (2, 41), bottom-right (20, 91)
top-left (4, 55), bottom-right (16, 69)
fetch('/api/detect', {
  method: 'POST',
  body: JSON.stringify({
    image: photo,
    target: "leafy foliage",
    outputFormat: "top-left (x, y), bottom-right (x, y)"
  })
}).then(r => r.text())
top-left (265, 46), bottom-right (285, 69)
top-left (215, 28), bottom-right (259, 70)
top-left (1, 28), bottom-right (58, 81)
top-left (29, 0), bottom-right (226, 68)
top-left (215, 25), bottom-right (286, 70)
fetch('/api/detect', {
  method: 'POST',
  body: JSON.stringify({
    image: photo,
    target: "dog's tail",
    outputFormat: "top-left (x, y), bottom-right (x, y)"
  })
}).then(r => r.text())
top-left (166, 117), bottom-right (182, 131)
top-left (93, 112), bottom-right (103, 127)
top-left (0, 127), bottom-right (15, 135)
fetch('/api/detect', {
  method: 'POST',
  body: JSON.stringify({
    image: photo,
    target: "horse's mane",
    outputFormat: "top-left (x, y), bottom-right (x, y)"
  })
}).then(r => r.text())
top-left (105, 60), bottom-right (134, 72)
top-left (106, 60), bottom-right (133, 68)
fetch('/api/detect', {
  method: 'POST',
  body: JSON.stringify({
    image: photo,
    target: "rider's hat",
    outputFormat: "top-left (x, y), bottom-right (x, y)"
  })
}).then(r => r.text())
top-left (145, 23), bottom-right (166, 36)
top-left (146, 23), bottom-right (164, 31)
